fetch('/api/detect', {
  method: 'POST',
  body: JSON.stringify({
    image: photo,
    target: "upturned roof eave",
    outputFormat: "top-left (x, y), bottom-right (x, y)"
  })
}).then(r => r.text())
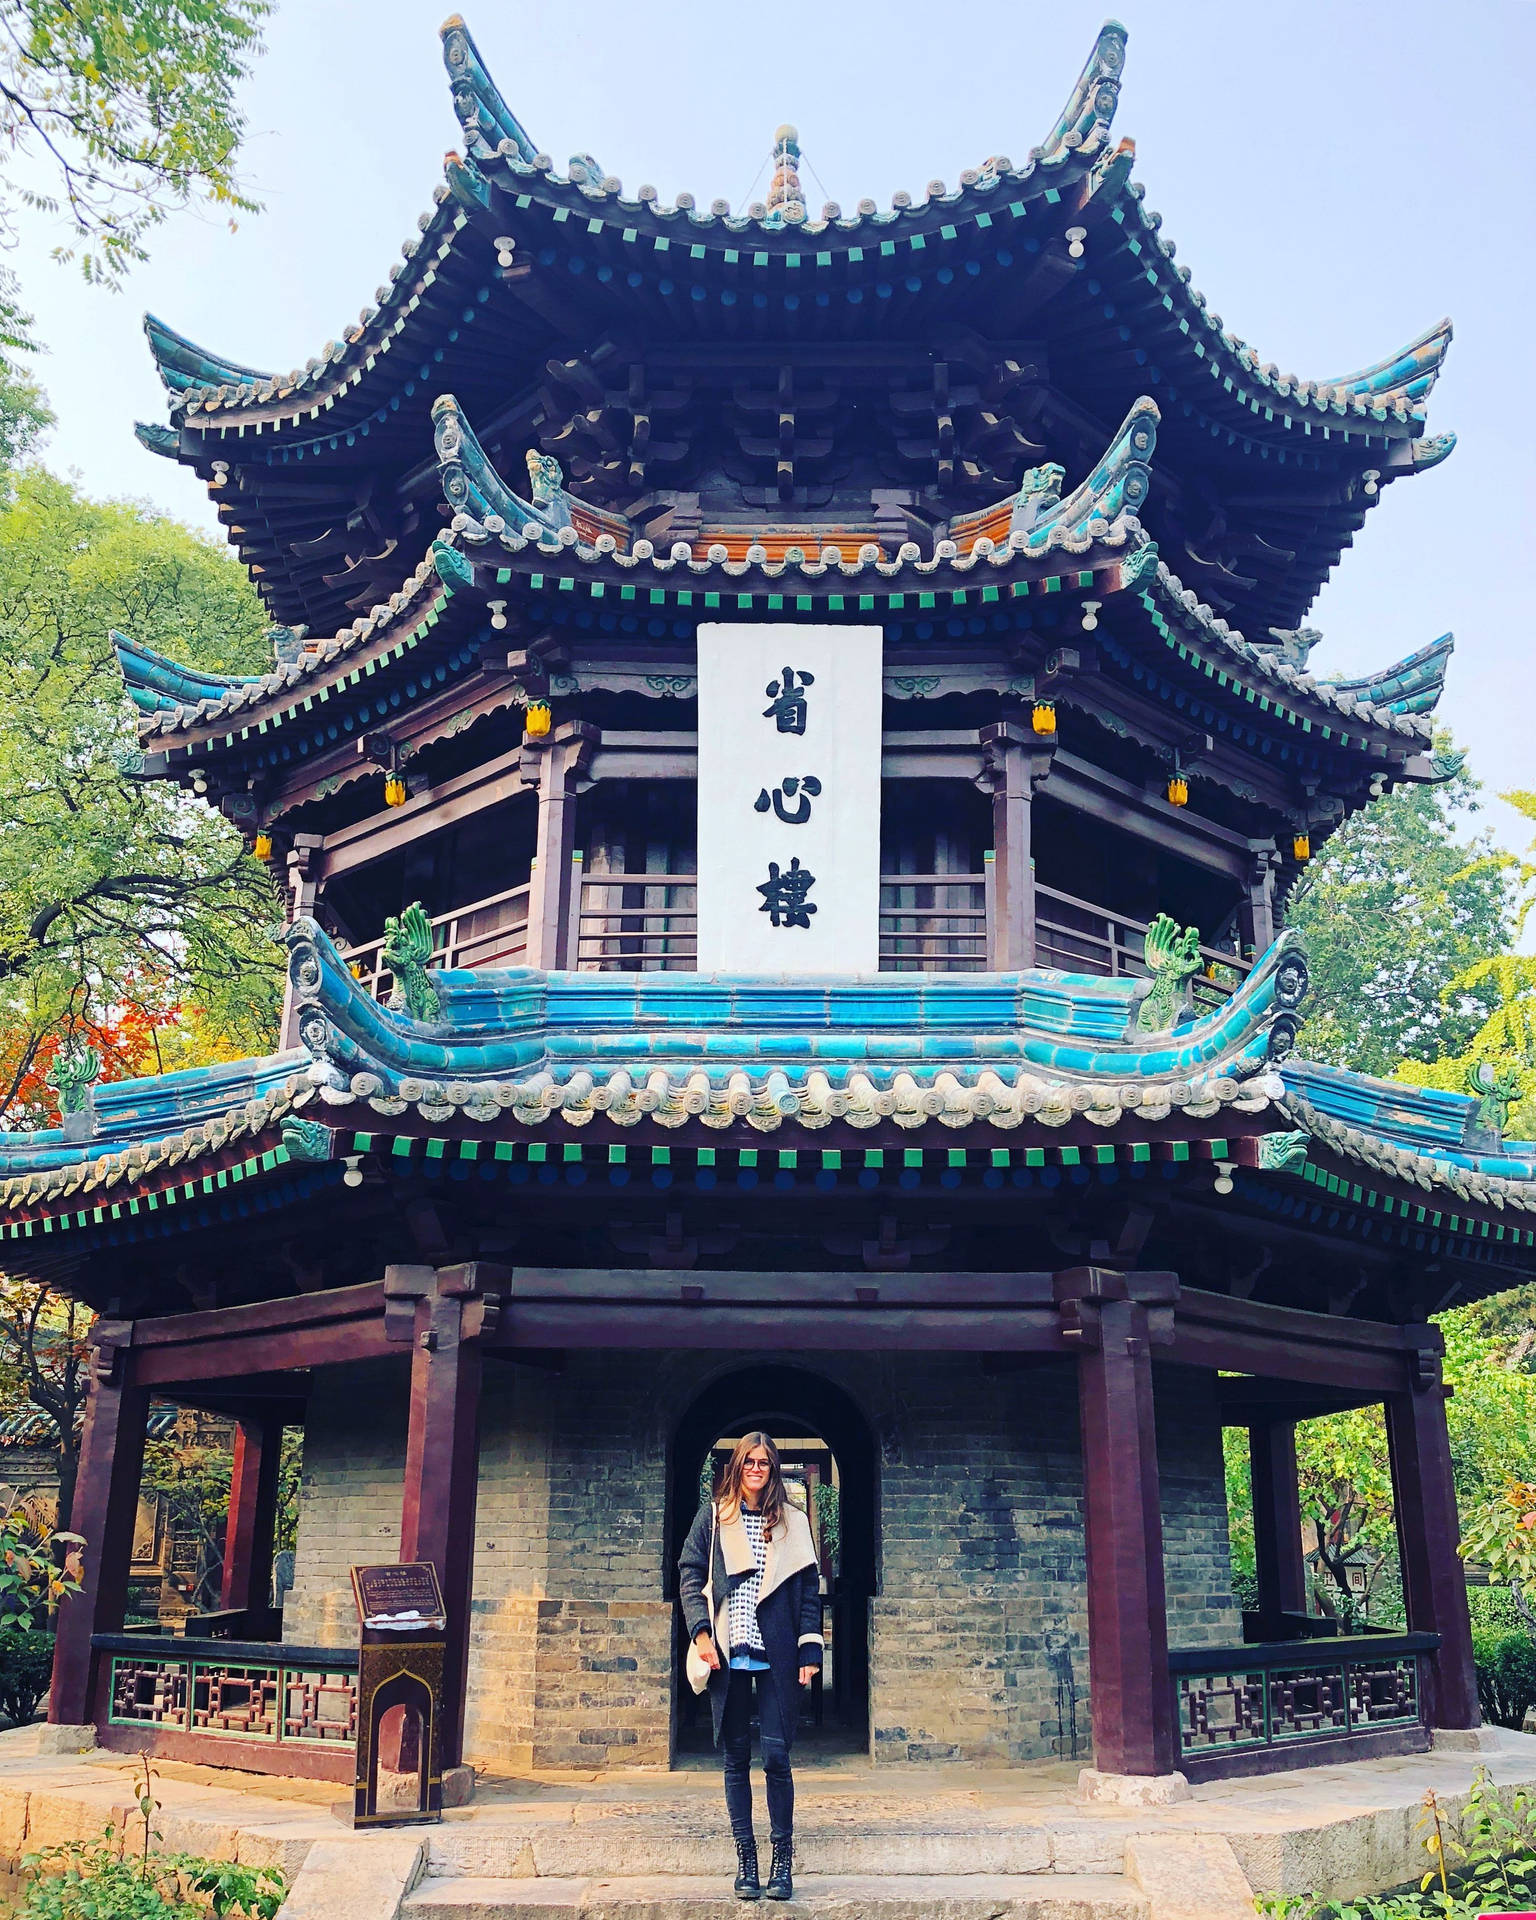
top-left (143, 17), bottom-right (1447, 465)
top-left (5, 934), bottom-right (1535, 1254)
top-left (119, 533), bottom-right (1442, 777)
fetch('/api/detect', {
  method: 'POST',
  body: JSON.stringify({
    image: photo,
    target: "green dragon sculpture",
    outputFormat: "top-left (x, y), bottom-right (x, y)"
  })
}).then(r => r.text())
top-left (51, 1042), bottom-right (102, 1116)
top-left (1258, 1130), bottom-right (1310, 1175)
top-left (525, 449), bottom-right (567, 510)
top-left (1136, 913), bottom-right (1203, 1034)
top-left (381, 902), bottom-right (442, 1023)
top-left (1467, 1059), bottom-right (1523, 1138)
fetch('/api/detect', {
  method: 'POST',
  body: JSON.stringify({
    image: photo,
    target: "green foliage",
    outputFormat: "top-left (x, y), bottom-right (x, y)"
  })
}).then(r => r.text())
top-left (19, 1837), bottom-right (285, 1920)
top-left (1472, 1628), bottom-right (1536, 1729)
top-left (0, 0), bottom-right (270, 364)
top-left (1395, 791), bottom-right (1536, 1139)
top-left (1224, 1312), bottom-right (1536, 1618)
top-left (20, 1760), bottom-right (285, 1920)
top-left (1287, 759), bottom-right (1516, 1079)
top-left (0, 468), bottom-right (284, 1128)
top-left (0, 1627), bottom-right (54, 1723)
top-left (1254, 1771), bottom-right (1536, 1920)
top-left (0, 369), bottom-right (51, 472)
top-left (0, 1489), bottom-right (81, 1629)
top-left (1459, 1478), bottom-right (1536, 1626)
top-left (815, 1478), bottom-right (841, 1570)
top-left (1467, 1584), bottom-right (1527, 1634)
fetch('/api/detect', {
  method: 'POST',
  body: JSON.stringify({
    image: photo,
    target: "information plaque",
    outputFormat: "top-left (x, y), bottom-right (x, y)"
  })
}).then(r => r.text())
top-left (347, 1562), bottom-right (447, 1828)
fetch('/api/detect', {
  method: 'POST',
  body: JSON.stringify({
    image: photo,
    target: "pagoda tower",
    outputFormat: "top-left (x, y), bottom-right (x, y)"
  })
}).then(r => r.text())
top-left (3, 17), bottom-right (1524, 1806)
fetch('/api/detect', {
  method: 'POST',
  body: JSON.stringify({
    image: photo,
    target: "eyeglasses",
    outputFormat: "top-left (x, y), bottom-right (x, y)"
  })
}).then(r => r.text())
top-left (743, 1458), bottom-right (771, 1474)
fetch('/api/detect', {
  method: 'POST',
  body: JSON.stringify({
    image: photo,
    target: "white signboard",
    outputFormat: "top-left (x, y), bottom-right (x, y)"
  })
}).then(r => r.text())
top-left (696, 624), bottom-right (883, 974)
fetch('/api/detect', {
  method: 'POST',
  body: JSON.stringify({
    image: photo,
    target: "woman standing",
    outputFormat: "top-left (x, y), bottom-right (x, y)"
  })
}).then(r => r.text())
top-left (678, 1432), bottom-right (824, 1902)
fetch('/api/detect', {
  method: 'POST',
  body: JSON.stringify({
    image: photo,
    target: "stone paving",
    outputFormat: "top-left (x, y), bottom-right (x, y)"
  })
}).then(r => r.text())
top-left (5, 1725), bottom-right (1536, 1919)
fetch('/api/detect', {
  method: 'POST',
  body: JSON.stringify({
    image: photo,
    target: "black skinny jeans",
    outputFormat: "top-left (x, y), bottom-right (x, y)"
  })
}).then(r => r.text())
top-left (721, 1667), bottom-right (794, 1843)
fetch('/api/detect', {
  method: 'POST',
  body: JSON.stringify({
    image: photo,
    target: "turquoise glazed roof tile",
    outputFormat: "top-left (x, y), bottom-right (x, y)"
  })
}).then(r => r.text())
top-left (284, 916), bottom-right (1305, 1127)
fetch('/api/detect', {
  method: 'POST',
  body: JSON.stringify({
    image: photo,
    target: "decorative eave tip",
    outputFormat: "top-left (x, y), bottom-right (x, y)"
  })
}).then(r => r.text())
top-left (441, 13), bottom-right (538, 166)
top-left (1034, 18), bottom-right (1127, 167)
top-left (143, 310), bottom-right (268, 397)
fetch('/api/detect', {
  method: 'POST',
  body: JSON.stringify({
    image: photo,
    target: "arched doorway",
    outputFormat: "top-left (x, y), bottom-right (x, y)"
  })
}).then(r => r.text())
top-left (667, 1365), bottom-right (877, 1758)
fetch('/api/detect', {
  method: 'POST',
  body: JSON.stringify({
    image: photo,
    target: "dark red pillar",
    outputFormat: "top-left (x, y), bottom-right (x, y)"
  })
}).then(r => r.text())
top-left (49, 1326), bottom-right (149, 1728)
top-left (1060, 1268), bottom-right (1178, 1776)
top-left (220, 1414), bottom-right (284, 1622)
top-left (1386, 1351), bottom-right (1480, 1730)
top-left (1249, 1419), bottom-right (1309, 1628)
top-left (397, 1273), bottom-right (489, 1769)
top-left (981, 720), bottom-right (1054, 969)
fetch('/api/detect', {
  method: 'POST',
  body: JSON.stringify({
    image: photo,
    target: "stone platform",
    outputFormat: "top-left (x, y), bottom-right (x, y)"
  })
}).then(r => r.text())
top-left (5, 1726), bottom-right (1536, 1920)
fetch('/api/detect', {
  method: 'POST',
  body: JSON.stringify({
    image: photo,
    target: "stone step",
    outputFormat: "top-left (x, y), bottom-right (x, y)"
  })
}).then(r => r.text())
top-left (427, 1814), bottom-right (1123, 1881)
top-left (404, 1871), bottom-right (1147, 1920)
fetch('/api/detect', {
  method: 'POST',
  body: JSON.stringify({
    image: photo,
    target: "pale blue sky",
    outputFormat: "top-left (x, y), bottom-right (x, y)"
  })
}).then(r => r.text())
top-left (11, 0), bottom-right (1535, 853)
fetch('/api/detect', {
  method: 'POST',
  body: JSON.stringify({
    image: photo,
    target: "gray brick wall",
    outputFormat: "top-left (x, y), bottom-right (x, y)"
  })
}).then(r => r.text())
top-left (285, 1350), bottom-right (1237, 1771)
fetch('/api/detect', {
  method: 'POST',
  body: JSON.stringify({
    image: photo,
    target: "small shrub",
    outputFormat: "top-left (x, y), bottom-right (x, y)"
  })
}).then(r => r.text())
top-left (1471, 1627), bottom-right (1536, 1728)
top-left (1467, 1584), bottom-right (1526, 1634)
top-left (19, 1837), bottom-right (285, 1920)
top-left (0, 1630), bottom-right (55, 1726)
top-left (1254, 1770), bottom-right (1536, 1920)
top-left (20, 1761), bottom-right (285, 1920)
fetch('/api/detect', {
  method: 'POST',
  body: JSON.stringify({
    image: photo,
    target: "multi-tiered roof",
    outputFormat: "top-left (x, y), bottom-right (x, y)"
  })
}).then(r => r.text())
top-left (3, 18), bottom-right (1524, 1322)
top-left (117, 19), bottom-right (1459, 875)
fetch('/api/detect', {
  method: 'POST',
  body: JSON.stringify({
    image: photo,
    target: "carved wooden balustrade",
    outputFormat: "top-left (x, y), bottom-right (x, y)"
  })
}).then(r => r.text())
top-left (342, 882), bottom-right (533, 998)
top-left (338, 864), bottom-right (1254, 995)
top-left (94, 1631), bottom-right (358, 1776)
top-left (1034, 883), bottom-right (1252, 1010)
top-left (1169, 1630), bottom-right (1436, 1781)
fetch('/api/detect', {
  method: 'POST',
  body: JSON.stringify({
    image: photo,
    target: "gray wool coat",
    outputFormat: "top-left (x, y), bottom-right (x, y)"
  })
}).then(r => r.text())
top-left (677, 1497), bottom-right (825, 1747)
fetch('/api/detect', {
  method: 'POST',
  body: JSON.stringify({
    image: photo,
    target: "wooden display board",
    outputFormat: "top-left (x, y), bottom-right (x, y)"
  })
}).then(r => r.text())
top-left (348, 1562), bottom-right (447, 1828)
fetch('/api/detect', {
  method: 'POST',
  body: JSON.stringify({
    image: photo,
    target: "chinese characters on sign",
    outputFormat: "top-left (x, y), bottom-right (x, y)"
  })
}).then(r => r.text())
top-left (697, 625), bottom-right (881, 973)
top-left (763, 666), bottom-right (814, 734)
top-left (755, 774), bottom-right (822, 825)
top-left (758, 857), bottom-right (818, 928)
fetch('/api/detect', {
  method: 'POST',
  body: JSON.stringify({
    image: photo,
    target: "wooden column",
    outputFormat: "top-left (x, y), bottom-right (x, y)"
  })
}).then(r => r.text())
top-left (1386, 1343), bottom-right (1480, 1730)
top-left (980, 720), bottom-right (1054, 969)
top-left (1249, 1419), bottom-right (1309, 1626)
top-left (1240, 846), bottom-right (1279, 955)
top-left (387, 1263), bottom-right (504, 1769)
top-left (220, 1414), bottom-right (284, 1618)
top-left (521, 722), bottom-right (597, 968)
top-left (49, 1325), bottom-right (148, 1727)
top-left (1057, 1267), bottom-right (1179, 1777)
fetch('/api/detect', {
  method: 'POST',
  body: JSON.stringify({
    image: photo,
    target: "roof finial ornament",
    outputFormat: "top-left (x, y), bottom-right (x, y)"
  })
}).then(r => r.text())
top-left (764, 124), bottom-right (806, 226)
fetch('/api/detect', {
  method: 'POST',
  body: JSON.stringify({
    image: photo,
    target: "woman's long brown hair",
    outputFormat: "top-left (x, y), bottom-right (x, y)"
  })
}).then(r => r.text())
top-left (715, 1431), bottom-right (788, 1533)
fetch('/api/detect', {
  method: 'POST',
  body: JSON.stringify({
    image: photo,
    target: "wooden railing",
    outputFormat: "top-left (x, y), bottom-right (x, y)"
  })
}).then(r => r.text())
top-left (336, 864), bottom-right (1253, 997)
top-left (879, 872), bottom-right (990, 972)
top-left (576, 865), bottom-right (699, 971)
top-left (1170, 1631), bottom-right (1435, 1781)
top-left (1035, 882), bottom-right (1249, 1010)
top-left (341, 882), bottom-right (533, 997)
top-left (94, 1631), bottom-right (357, 1749)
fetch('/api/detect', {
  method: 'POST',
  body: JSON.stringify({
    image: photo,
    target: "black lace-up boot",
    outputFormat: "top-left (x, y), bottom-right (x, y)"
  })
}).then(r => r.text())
top-left (733, 1836), bottom-right (762, 1900)
top-left (764, 1835), bottom-right (793, 1902)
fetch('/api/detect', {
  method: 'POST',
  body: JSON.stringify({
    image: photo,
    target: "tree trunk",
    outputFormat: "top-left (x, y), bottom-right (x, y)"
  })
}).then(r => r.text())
top-left (56, 1432), bottom-right (79, 1534)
